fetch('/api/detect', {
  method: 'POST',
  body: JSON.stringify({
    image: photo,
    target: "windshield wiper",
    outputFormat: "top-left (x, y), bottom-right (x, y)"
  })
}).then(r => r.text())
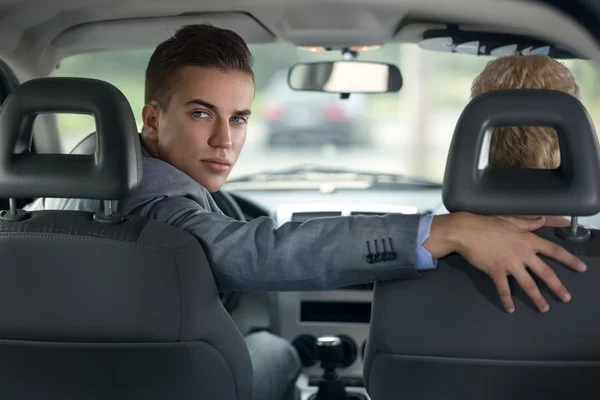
top-left (226, 163), bottom-right (442, 189)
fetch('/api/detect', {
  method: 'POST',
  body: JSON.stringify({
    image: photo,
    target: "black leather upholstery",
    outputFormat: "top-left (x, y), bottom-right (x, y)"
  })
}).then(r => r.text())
top-left (0, 78), bottom-right (252, 399)
top-left (0, 211), bottom-right (253, 399)
top-left (364, 230), bottom-right (600, 400)
top-left (0, 78), bottom-right (142, 200)
top-left (443, 89), bottom-right (600, 216)
top-left (364, 88), bottom-right (600, 399)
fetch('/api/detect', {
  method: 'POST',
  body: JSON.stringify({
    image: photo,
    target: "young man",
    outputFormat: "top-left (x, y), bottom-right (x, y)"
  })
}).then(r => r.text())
top-left (472, 53), bottom-right (591, 227)
top-left (36, 26), bottom-right (586, 400)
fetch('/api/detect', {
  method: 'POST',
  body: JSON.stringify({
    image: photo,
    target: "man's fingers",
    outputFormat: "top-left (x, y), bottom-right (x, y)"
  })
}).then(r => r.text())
top-left (512, 267), bottom-right (550, 313)
top-left (493, 275), bottom-right (515, 313)
top-left (500, 216), bottom-right (545, 231)
top-left (528, 256), bottom-right (572, 303)
top-left (536, 237), bottom-right (587, 272)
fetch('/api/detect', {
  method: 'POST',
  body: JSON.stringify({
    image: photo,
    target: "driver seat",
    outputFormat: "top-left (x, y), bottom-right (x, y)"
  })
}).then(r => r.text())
top-left (0, 78), bottom-right (253, 399)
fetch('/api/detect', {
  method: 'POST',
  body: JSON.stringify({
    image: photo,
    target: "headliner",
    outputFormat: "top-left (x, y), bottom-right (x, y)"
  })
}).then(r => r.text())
top-left (0, 0), bottom-right (597, 78)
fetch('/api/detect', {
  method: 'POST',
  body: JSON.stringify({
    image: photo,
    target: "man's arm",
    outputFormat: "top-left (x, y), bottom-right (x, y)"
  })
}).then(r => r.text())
top-left (140, 196), bottom-right (426, 291)
top-left (127, 195), bottom-right (586, 313)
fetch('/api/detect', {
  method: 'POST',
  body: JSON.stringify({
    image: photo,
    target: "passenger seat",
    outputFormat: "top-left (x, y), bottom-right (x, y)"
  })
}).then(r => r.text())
top-left (364, 89), bottom-right (600, 399)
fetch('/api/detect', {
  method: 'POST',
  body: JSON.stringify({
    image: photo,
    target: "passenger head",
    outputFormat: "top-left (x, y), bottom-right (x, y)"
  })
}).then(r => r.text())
top-left (141, 24), bottom-right (255, 192)
top-left (471, 54), bottom-right (580, 169)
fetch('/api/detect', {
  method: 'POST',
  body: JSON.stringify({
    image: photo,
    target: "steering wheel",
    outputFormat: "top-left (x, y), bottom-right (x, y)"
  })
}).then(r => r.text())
top-left (210, 190), bottom-right (245, 314)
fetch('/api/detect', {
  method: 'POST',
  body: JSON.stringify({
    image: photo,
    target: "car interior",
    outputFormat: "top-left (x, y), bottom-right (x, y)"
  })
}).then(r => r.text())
top-left (1, 0), bottom-right (600, 399)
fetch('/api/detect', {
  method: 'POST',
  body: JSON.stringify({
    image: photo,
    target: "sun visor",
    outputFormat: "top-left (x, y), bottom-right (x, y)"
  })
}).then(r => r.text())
top-left (52, 12), bottom-right (274, 60)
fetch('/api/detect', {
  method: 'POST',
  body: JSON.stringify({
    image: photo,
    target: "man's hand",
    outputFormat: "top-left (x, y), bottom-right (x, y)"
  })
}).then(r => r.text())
top-left (424, 212), bottom-right (587, 313)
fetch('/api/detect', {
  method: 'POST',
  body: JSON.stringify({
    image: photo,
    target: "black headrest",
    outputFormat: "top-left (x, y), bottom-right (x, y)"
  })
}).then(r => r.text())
top-left (443, 89), bottom-right (600, 216)
top-left (0, 77), bottom-right (142, 200)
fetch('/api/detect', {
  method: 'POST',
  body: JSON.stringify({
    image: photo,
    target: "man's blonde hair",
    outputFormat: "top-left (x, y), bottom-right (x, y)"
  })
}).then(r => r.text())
top-left (471, 54), bottom-right (580, 169)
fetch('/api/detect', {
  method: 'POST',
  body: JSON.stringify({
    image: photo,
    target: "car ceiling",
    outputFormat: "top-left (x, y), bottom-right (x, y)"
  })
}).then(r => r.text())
top-left (0, 0), bottom-right (598, 80)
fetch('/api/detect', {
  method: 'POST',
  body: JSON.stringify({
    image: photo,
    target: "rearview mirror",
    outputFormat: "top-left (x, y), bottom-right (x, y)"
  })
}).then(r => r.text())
top-left (288, 61), bottom-right (403, 93)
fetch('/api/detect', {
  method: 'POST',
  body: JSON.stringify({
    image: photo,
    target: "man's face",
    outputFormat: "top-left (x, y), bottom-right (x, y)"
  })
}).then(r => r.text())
top-left (142, 66), bottom-right (254, 192)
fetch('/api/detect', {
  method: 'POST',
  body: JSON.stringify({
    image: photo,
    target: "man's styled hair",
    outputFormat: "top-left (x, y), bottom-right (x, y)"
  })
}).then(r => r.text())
top-left (144, 24), bottom-right (254, 109)
top-left (471, 54), bottom-right (580, 169)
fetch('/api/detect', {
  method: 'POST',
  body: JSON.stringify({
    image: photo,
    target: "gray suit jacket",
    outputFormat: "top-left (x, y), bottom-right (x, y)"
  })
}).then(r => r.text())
top-left (29, 148), bottom-right (423, 291)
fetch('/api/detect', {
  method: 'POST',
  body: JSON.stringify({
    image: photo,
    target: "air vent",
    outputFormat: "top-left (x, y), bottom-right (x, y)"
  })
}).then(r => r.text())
top-left (291, 211), bottom-right (342, 222)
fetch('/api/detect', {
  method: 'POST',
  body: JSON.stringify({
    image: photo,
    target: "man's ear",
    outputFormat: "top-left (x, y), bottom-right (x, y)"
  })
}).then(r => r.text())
top-left (142, 104), bottom-right (160, 140)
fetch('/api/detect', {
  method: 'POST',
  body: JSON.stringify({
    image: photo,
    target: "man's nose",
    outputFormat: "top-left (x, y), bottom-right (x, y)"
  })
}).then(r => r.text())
top-left (208, 119), bottom-right (233, 149)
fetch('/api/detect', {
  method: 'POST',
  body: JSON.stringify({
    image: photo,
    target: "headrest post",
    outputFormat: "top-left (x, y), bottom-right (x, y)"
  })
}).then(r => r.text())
top-left (103, 200), bottom-right (112, 217)
top-left (571, 216), bottom-right (579, 236)
top-left (556, 216), bottom-right (591, 243)
top-left (93, 200), bottom-right (123, 224)
top-left (0, 198), bottom-right (29, 222)
top-left (8, 198), bottom-right (17, 215)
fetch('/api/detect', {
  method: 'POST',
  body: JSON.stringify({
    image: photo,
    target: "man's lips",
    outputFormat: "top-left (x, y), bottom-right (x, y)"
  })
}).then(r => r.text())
top-left (201, 157), bottom-right (232, 172)
top-left (202, 157), bottom-right (231, 166)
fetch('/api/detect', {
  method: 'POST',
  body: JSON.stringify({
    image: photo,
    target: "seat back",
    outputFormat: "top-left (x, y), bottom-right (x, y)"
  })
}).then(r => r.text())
top-left (364, 89), bottom-right (600, 400)
top-left (0, 78), bottom-right (252, 400)
top-left (365, 238), bottom-right (600, 400)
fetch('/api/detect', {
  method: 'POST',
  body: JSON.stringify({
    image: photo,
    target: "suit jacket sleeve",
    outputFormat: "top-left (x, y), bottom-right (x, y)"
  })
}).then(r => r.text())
top-left (124, 195), bottom-right (423, 291)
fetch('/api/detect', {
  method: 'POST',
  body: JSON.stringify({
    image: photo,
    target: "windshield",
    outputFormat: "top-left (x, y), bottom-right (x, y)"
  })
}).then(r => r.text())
top-left (51, 43), bottom-right (600, 188)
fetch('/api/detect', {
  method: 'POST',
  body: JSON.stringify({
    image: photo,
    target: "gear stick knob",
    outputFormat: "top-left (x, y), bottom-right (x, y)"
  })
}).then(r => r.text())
top-left (316, 335), bottom-right (344, 370)
top-left (313, 335), bottom-right (349, 400)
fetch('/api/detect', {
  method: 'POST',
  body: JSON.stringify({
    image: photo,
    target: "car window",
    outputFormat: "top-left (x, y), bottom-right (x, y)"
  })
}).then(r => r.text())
top-left (50, 43), bottom-right (600, 184)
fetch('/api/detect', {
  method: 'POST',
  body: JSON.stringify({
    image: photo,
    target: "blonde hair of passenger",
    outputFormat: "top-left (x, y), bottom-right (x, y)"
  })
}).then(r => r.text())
top-left (471, 54), bottom-right (580, 169)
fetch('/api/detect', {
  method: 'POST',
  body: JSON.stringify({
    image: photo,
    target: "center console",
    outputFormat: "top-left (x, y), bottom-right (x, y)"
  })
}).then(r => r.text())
top-left (272, 289), bottom-right (373, 379)
top-left (270, 203), bottom-right (420, 399)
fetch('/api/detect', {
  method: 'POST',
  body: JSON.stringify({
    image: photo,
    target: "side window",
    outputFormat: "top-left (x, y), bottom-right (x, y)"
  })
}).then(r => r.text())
top-left (50, 50), bottom-right (151, 152)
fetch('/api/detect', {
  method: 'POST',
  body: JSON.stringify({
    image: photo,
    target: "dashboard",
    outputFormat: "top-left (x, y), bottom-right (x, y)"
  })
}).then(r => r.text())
top-left (225, 187), bottom-right (444, 397)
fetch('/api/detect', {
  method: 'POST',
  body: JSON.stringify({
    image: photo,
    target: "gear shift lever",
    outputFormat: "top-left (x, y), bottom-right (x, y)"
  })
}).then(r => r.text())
top-left (317, 336), bottom-right (345, 370)
top-left (313, 336), bottom-right (349, 400)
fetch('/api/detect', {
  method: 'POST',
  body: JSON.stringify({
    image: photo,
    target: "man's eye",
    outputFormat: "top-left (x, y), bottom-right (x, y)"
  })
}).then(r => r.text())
top-left (231, 116), bottom-right (248, 124)
top-left (192, 111), bottom-right (209, 118)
